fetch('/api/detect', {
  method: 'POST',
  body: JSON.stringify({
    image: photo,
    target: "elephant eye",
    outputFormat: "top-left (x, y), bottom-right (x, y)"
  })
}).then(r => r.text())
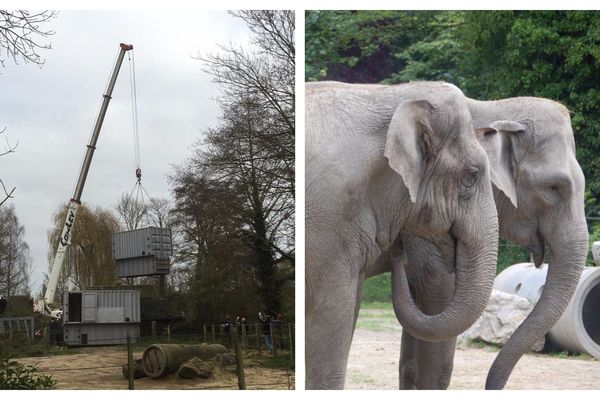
top-left (462, 167), bottom-right (480, 188)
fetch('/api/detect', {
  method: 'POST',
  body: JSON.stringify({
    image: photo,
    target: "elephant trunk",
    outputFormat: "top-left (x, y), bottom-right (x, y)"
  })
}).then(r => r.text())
top-left (391, 208), bottom-right (498, 341)
top-left (485, 216), bottom-right (588, 389)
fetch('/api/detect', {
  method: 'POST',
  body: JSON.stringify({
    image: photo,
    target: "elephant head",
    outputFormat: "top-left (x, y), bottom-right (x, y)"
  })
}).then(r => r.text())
top-left (471, 98), bottom-right (589, 389)
top-left (383, 88), bottom-right (499, 341)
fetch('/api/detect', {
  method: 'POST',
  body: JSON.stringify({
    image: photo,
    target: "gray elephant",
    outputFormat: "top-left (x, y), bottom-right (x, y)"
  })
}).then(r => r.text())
top-left (393, 96), bottom-right (589, 389)
top-left (305, 81), bottom-right (499, 389)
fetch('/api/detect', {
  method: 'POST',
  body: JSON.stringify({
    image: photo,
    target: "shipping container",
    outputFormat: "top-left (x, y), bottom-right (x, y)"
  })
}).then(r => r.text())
top-left (63, 323), bottom-right (139, 346)
top-left (116, 256), bottom-right (170, 277)
top-left (62, 290), bottom-right (140, 346)
top-left (112, 227), bottom-right (173, 260)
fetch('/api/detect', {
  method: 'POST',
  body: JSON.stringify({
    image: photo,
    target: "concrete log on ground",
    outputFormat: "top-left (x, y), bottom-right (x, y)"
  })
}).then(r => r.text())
top-left (142, 343), bottom-right (228, 378)
top-left (217, 352), bottom-right (236, 368)
top-left (177, 357), bottom-right (214, 379)
top-left (122, 358), bottom-right (147, 379)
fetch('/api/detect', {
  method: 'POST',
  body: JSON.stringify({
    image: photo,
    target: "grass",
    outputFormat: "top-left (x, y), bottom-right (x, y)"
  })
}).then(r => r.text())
top-left (360, 301), bottom-right (393, 310)
top-left (348, 370), bottom-right (376, 385)
top-left (1, 343), bottom-right (80, 359)
top-left (355, 303), bottom-right (401, 332)
top-left (546, 350), bottom-right (594, 361)
top-left (462, 338), bottom-right (501, 352)
top-left (252, 351), bottom-right (295, 370)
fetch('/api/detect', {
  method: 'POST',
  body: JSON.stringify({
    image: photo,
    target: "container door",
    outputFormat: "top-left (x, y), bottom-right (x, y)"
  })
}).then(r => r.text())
top-left (82, 293), bottom-right (97, 323)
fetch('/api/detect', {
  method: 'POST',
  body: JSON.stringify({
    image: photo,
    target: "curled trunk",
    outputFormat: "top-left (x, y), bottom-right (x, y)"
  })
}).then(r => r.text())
top-left (392, 212), bottom-right (498, 341)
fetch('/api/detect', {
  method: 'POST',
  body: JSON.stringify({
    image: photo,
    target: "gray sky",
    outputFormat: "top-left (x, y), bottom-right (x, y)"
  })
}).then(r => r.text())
top-left (1, 10), bottom-right (250, 295)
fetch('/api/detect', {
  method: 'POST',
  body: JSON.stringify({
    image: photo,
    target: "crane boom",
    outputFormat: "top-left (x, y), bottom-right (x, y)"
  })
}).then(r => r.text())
top-left (36, 43), bottom-right (133, 315)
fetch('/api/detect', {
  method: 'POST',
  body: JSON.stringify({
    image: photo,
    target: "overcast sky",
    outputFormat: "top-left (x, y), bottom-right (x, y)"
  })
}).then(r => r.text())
top-left (1, 10), bottom-right (251, 295)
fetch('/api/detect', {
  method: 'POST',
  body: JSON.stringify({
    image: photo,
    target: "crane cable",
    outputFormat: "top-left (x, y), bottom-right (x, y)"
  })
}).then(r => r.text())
top-left (123, 48), bottom-right (153, 227)
top-left (127, 49), bottom-right (141, 182)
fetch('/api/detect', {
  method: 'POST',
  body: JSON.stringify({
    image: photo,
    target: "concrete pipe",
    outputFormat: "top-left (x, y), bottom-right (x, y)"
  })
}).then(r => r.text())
top-left (142, 343), bottom-right (228, 378)
top-left (494, 263), bottom-right (600, 359)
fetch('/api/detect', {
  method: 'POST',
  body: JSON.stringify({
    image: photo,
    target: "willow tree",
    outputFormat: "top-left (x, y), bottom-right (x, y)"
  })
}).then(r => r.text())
top-left (46, 203), bottom-right (119, 295)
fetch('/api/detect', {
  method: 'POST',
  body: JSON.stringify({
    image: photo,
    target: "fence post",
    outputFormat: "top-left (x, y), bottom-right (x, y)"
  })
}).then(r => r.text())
top-left (288, 323), bottom-right (294, 362)
top-left (127, 333), bottom-right (134, 390)
top-left (232, 328), bottom-right (246, 389)
top-left (241, 323), bottom-right (247, 349)
top-left (151, 321), bottom-right (157, 339)
top-left (212, 325), bottom-right (216, 343)
top-left (167, 324), bottom-right (171, 344)
top-left (203, 324), bottom-right (207, 343)
top-left (269, 323), bottom-right (277, 356)
top-left (255, 323), bottom-right (261, 352)
top-left (43, 326), bottom-right (49, 355)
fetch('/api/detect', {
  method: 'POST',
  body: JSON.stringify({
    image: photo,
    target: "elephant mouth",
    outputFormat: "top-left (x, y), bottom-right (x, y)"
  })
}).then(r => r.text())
top-left (529, 230), bottom-right (545, 267)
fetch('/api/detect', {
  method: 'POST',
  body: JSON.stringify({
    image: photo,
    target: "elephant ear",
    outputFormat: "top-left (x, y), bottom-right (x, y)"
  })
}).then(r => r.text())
top-left (475, 120), bottom-right (525, 208)
top-left (384, 99), bottom-right (436, 203)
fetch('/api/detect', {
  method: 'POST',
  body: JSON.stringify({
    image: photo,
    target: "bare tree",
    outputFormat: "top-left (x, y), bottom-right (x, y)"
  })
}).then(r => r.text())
top-left (197, 10), bottom-right (295, 196)
top-left (114, 192), bottom-right (148, 230)
top-left (146, 197), bottom-right (172, 229)
top-left (0, 204), bottom-right (31, 300)
top-left (0, 127), bottom-right (17, 206)
top-left (1, 10), bottom-right (56, 205)
top-left (0, 10), bottom-right (57, 68)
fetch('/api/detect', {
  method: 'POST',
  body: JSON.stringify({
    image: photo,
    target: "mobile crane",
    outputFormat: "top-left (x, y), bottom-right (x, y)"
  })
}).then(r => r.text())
top-left (34, 43), bottom-right (134, 316)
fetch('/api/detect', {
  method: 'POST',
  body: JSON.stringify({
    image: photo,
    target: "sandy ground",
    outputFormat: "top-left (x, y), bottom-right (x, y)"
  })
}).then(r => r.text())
top-left (346, 308), bottom-right (600, 390)
top-left (15, 347), bottom-right (294, 390)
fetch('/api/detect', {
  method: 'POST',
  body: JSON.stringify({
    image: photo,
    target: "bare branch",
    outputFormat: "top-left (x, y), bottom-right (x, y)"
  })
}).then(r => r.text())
top-left (0, 10), bottom-right (57, 68)
top-left (0, 178), bottom-right (15, 206)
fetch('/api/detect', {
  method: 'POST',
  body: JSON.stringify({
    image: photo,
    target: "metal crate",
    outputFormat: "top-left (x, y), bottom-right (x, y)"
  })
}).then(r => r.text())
top-left (112, 227), bottom-right (173, 260)
top-left (116, 256), bottom-right (170, 277)
top-left (62, 289), bottom-right (140, 346)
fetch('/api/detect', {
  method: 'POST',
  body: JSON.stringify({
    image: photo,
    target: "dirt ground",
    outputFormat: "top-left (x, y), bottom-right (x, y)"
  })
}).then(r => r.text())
top-left (346, 307), bottom-right (600, 390)
top-left (15, 347), bottom-right (294, 390)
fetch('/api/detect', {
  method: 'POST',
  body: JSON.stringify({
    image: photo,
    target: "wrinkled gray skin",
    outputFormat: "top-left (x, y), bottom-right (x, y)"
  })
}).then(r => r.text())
top-left (394, 97), bottom-right (589, 390)
top-left (305, 81), bottom-right (499, 389)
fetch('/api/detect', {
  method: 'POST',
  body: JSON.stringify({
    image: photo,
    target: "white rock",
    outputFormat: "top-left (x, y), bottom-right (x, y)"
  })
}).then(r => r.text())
top-left (592, 242), bottom-right (600, 266)
top-left (458, 290), bottom-right (545, 352)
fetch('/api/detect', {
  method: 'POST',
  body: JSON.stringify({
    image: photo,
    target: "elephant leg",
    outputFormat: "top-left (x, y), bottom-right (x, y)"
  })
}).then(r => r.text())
top-left (415, 338), bottom-right (457, 389)
top-left (399, 330), bottom-right (418, 389)
top-left (401, 235), bottom-right (457, 390)
top-left (306, 267), bottom-right (360, 389)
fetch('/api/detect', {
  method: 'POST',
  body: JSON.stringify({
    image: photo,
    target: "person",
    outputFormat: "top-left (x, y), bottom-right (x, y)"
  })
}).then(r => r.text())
top-left (222, 316), bottom-right (232, 345)
top-left (274, 312), bottom-right (285, 350)
top-left (259, 312), bottom-right (273, 353)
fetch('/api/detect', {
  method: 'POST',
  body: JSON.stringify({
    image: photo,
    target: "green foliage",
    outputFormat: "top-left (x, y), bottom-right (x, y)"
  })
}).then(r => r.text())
top-left (497, 240), bottom-right (530, 274)
top-left (586, 221), bottom-right (600, 265)
top-left (361, 273), bottom-right (391, 303)
top-left (360, 241), bottom-right (530, 305)
top-left (0, 361), bottom-right (56, 389)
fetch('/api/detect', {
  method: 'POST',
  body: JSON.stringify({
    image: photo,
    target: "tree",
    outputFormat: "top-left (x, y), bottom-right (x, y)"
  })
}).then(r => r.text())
top-left (0, 127), bottom-right (16, 206)
top-left (170, 165), bottom-right (260, 322)
top-left (0, 204), bottom-right (31, 302)
top-left (114, 192), bottom-right (148, 230)
top-left (146, 197), bottom-right (172, 229)
top-left (0, 10), bottom-right (57, 68)
top-left (198, 10), bottom-right (295, 197)
top-left (47, 203), bottom-right (119, 296)
top-left (1, 10), bottom-right (56, 205)
top-left (178, 10), bottom-right (295, 316)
